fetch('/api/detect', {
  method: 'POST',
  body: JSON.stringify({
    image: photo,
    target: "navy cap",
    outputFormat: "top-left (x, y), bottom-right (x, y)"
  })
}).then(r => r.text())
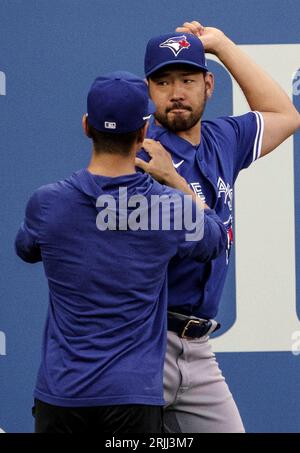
top-left (144, 32), bottom-right (208, 78)
top-left (87, 71), bottom-right (156, 133)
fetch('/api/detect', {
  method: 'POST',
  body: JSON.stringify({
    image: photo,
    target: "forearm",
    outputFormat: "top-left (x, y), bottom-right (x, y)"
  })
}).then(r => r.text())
top-left (188, 210), bottom-right (228, 262)
top-left (216, 36), bottom-right (298, 117)
top-left (166, 173), bottom-right (209, 210)
top-left (176, 20), bottom-right (300, 155)
top-left (176, 21), bottom-right (299, 117)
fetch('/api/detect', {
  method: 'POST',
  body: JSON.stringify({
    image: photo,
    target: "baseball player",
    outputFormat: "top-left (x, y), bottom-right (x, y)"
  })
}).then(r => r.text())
top-left (136, 22), bottom-right (300, 432)
top-left (15, 71), bottom-right (227, 433)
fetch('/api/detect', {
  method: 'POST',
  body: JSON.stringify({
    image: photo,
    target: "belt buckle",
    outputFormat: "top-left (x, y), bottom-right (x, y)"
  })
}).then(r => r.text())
top-left (180, 319), bottom-right (202, 339)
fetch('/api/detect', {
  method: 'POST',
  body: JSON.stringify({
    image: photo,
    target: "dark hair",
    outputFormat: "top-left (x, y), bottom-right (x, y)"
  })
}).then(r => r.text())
top-left (86, 121), bottom-right (144, 155)
top-left (148, 63), bottom-right (206, 81)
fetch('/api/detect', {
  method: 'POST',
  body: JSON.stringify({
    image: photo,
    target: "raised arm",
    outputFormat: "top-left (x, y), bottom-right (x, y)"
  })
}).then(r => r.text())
top-left (176, 21), bottom-right (300, 157)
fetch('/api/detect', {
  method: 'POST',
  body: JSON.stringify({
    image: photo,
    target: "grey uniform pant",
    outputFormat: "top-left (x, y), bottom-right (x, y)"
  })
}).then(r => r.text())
top-left (164, 330), bottom-right (245, 433)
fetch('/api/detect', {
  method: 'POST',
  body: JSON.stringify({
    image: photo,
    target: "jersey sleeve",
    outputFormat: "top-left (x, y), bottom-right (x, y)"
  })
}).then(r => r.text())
top-left (218, 111), bottom-right (264, 181)
top-left (15, 190), bottom-right (43, 263)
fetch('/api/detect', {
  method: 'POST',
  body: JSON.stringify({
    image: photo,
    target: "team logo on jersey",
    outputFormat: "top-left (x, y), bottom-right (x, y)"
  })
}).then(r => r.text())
top-left (159, 35), bottom-right (191, 57)
top-left (190, 182), bottom-right (206, 202)
top-left (217, 177), bottom-right (233, 211)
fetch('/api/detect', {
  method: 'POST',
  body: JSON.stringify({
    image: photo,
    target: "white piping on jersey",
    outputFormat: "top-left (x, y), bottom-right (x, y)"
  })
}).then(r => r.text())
top-left (223, 214), bottom-right (233, 226)
top-left (252, 111), bottom-right (264, 162)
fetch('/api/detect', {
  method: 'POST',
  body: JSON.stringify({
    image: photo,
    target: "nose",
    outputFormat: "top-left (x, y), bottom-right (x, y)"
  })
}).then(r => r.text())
top-left (170, 81), bottom-right (185, 102)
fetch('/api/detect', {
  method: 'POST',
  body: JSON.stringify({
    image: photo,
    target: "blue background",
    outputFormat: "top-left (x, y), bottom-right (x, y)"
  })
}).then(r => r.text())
top-left (0, 0), bottom-right (300, 432)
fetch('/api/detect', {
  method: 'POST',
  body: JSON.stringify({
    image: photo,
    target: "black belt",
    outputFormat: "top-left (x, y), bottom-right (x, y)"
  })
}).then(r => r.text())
top-left (168, 313), bottom-right (220, 339)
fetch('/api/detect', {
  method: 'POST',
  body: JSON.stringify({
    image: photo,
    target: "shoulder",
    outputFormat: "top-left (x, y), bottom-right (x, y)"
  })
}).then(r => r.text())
top-left (203, 112), bottom-right (262, 138)
top-left (37, 178), bottom-right (71, 197)
top-left (201, 112), bottom-right (263, 157)
top-left (29, 177), bottom-right (75, 207)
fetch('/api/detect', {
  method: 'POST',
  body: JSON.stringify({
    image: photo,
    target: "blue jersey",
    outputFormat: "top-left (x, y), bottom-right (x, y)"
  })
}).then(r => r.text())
top-left (138, 111), bottom-right (264, 319)
top-left (15, 169), bottom-right (226, 407)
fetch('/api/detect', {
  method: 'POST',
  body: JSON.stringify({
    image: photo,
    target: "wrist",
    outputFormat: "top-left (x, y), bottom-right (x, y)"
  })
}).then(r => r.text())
top-left (166, 172), bottom-right (188, 190)
top-left (214, 35), bottom-right (236, 60)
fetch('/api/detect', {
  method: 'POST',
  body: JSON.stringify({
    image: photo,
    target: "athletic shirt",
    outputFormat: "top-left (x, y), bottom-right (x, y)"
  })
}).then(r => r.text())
top-left (138, 111), bottom-right (264, 319)
top-left (15, 170), bottom-right (226, 406)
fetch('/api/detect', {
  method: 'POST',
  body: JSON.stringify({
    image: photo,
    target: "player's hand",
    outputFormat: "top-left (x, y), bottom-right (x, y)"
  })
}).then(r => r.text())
top-left (175, 21), bottom-right (226, 56)
top-left (136, 139), bottom-right (206, 200)
top-left (135, 139), bottom-right (181, 186)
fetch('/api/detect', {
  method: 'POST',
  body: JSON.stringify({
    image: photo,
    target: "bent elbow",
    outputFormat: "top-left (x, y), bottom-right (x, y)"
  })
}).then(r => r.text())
top-left (195, 221), bottom-right (227, 263)
top-left (213, 223), bottom-right (228, 259)
top-left (289, 111), bottom-right (300, 134)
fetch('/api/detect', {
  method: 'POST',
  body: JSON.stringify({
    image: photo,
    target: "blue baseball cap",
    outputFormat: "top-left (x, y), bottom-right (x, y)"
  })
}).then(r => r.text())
top-left (87, 71), bottom-right (156, 133)
top-left (144, 32), bottom-right (208, 78)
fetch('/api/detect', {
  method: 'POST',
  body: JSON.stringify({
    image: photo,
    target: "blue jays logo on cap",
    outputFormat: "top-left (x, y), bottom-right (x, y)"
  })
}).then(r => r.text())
top-left (159, 35), bottom-right (191, 57)
top-left (144, 32), bottom-right (208, 78)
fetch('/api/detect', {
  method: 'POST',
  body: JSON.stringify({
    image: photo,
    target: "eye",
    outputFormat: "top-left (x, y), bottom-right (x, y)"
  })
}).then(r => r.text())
top-left (184, 79), bottom-right (194, 84)
top-left (156, 80), bottom-right (168, 86)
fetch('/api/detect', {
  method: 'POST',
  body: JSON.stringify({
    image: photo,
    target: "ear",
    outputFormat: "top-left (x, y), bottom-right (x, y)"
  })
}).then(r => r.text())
top-left (82, 114), bottom-right (91, 137)
top-left (134, 123), bottom-right (149, 152)
top-left (204, 72), bottom-right (214, 99)
top-left (147, 78), bottom-right (154, 99)
top-left (139, 122), bottom-right (149, 144)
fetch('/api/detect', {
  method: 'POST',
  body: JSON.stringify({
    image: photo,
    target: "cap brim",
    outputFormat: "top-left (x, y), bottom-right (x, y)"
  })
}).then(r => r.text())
top-left (145, 60), bottom-right (208, 78)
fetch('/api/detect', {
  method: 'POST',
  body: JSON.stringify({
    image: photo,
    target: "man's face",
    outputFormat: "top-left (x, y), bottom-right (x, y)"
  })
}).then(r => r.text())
top-left (148, 64), bottom-right (212, 132)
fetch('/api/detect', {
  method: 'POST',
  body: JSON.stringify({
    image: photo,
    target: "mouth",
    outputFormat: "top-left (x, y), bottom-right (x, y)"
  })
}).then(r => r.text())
top-left (168, 108), bottom-right (191, 114)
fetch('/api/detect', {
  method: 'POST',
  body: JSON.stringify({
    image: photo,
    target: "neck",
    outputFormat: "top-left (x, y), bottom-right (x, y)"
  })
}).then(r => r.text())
top-left (156, 119), bottom-right (201, 146)
top-left (87, 149), bottom-right (136, 177)
top-left (176, 122), bottom-right (201, 146)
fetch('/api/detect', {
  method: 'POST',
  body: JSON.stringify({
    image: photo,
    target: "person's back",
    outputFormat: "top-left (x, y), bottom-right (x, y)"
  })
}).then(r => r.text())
top-left (15, 71), bottom-right (227, 433)
top-left (19, 170), bottom-right (190, 405)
